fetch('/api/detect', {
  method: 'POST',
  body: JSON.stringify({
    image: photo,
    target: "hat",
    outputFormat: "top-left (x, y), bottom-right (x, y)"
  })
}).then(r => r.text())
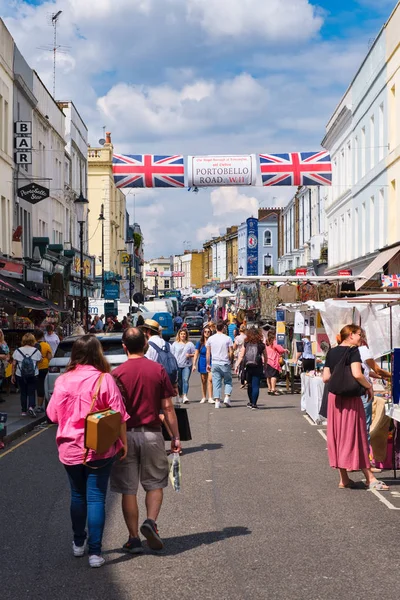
top-left (139, 318), bottom-right (160, 334)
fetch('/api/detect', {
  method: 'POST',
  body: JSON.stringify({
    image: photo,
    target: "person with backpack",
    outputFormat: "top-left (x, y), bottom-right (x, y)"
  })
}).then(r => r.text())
top-left (34, 329), bottom-right (52, 413)
top-left (265, 331), bottom-right (288, 396)
top-left (141, 319), bottom-right (178, 388)
top-left (11, 333), bottom-right (42, 417)
top-left (171, 329), bottom-right (196, 404)
top-left (237, 327), bottom-right (268, 409)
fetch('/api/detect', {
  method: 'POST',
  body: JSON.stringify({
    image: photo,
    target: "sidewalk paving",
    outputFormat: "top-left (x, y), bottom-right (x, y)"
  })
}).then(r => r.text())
top-left (0, 390), bottom-right (46, 445)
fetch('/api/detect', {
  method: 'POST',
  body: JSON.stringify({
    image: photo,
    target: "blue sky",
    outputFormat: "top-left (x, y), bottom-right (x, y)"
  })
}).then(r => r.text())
top-left (1, 0), bottom-right (398, 256)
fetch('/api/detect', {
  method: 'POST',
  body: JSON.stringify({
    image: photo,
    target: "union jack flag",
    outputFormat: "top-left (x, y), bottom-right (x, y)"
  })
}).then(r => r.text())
top-left (259, 151), bottom-right (332, 186)
top-left (381, 274), bottom-right (400, 288)
top-left (112, 154), bottom-right (185, 188)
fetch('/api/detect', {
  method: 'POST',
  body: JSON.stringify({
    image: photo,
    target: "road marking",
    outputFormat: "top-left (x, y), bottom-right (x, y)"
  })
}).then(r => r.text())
top-left (368, 488), bottom-right (400, 510)
top-left (0, 427), bottom-right (48, 459)
top-left (318, 429), bottom-right (327, 441)
top-left (303, 414), bottom-right (318, 426)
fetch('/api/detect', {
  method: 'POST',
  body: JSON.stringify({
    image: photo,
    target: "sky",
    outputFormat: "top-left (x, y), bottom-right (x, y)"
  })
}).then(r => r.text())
top-left (1, 0), bottom-right (398, 258)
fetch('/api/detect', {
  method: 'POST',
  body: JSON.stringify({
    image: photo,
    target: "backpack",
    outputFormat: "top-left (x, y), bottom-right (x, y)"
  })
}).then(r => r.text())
top-left (17, 348), bottom-right (36, 380)
top-left (244, 343), bottom-right (262, 368)
top-left (148, 341), bottom-right (178, 385)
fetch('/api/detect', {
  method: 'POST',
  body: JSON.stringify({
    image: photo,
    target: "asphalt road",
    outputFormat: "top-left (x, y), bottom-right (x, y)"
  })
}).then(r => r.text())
top-left (2, 376), bottom-right (400, 600)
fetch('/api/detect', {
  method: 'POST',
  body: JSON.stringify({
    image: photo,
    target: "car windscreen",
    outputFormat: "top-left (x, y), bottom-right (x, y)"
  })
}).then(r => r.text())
top-left (55, 340), bottom-right (124, 358)
top-left (185, 318), bottom-right (203, 325)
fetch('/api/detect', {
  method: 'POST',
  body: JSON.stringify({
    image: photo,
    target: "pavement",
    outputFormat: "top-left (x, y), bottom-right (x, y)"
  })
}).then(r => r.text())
top-left (0, 388), bottom-right (46, 445)
top-left (2, 375), bottom-right (400, 600)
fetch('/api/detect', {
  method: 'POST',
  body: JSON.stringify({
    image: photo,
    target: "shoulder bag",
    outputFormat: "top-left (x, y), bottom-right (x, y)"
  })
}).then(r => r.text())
top-left (84, 373), bottom-right (121, 462)
top-left (328, 346), bottom-right (366, 397)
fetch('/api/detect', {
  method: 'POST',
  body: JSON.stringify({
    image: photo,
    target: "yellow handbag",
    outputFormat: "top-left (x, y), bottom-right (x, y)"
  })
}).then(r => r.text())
top-left (84, 374), bottom-right (121, 462)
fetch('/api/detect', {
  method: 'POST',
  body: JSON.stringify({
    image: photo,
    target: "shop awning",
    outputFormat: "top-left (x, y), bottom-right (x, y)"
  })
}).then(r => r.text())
top-left (355, 246), bottom-right (400, 290)
top-left (0, 275), bottom-right (63, 311)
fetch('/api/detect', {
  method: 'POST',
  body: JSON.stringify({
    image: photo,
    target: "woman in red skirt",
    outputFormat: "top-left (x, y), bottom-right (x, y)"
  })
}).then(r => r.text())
top-left (323, 324), bottom-right (389, 490)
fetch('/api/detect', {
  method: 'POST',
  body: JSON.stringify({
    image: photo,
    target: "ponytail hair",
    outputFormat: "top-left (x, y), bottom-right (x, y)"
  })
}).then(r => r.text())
top-left (336, 324), bottom-right (361, 345)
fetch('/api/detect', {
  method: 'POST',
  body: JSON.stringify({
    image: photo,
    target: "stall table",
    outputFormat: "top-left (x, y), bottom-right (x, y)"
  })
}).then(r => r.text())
top-left (300, 373), bottom-right (326, 424)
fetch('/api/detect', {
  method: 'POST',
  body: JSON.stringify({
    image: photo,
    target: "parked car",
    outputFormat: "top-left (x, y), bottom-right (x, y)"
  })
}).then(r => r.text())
top-left (181, 299), bottom-right (199, 312)
top-left (183, 315), bottom-right (204, 335)
top-left (44, 332), bottom-right (126, 401)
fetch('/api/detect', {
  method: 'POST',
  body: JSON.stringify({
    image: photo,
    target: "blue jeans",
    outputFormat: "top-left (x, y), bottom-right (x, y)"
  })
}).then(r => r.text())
top-left (246, 367), bottom-right (262, 406)
top-left (16, 376), bottom-right (37, 411)
top-left (361, 394), bottom-right (373, 446)
top-left (211, 364), bottom-right (233, 399)
top-left (64, 459), bottom-right (114, 555)
top-left (177, 366), bottom-right (192, 396)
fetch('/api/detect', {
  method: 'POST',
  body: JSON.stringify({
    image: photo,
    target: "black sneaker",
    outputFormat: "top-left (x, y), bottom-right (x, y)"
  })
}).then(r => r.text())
top-left (140, 519), bottom-right (163, 550)
top-left (251, 405), bottom-right (259, 410)
top-left (246, 402), bottom-right (252, 409)
top-left (28, 407), bottom-right (36, 418)
top-left (122, 537), bottom-right (144, 554)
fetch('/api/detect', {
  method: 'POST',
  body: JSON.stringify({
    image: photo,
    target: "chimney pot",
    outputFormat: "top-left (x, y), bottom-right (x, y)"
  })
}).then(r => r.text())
top-left (105, 132), bottom-right (112, 144)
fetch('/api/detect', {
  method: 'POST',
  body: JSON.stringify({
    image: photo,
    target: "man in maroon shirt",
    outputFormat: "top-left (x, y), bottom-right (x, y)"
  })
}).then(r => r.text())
top-left (111, 327), bottom-right (181, 554)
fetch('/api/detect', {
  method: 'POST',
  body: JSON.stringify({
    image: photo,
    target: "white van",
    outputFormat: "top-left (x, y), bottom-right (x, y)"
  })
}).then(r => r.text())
top-left (144, 299), bottom-right (174, 315)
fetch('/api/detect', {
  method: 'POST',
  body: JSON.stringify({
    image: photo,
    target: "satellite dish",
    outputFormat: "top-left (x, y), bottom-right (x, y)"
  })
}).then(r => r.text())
top-left (133, 292), bottom-right (145, 305)
top-left (98, 138), bottom-right (106, 146)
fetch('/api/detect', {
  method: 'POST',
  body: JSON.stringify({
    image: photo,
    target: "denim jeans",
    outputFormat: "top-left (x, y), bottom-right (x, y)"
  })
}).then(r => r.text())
top-left (246, 367), bottom-right (262, 406)
top-left (361, 394), bottom-right (373, 446)
top-left (177, 366), bottom-right (192, 395)
top-left (16, 376), bottom-right (37, 411)
top-left (64, 459), bottom-right (114, 555)
top-left (211, 364), bottom-right (233, 399)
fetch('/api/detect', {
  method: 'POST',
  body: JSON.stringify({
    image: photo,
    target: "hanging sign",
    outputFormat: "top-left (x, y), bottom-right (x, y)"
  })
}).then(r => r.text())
top-left (296, 268), bottom-right (307, 276)
top-left (104, 281), bottom-right (120, 300)
top-left (17, 183), bottom-right (49, 205)
top-left (120, 252), bottom-right (131, 266)
top-left (246, 217), bottom-right (259, 276)
top-left (338, 269), bottom-right (352, 276)
top-left (381, 274), bottom-right (400, 288)
top-left (187, 155), bottom-right (257, 187)
top-left (14, 121), bottom-right (32, 165)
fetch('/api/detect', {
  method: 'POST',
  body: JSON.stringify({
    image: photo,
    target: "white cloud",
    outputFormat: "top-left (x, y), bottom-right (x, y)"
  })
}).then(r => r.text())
top-left (210, 187), bottom-right (259, 217)
top-left (186, 0), bottom-right (323, 40)
top-left (196, 223), bottom-right (222, 242)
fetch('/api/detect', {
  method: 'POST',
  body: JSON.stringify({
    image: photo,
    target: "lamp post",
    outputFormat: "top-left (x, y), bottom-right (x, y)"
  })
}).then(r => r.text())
top-left (154, 267), bottom-right (159, 297)
top-left (239, 265), bottom-right (244, 277)
top-left (125, 239), bottom-right (134, 315)
top-left (264, 253), bottom-right (272, 275)
top-left (74, 191), bottom-right (89, 328)
top-left (228, 271), bottom-right (234, 292)
top-left (98, 204), bottom-right (105, 298)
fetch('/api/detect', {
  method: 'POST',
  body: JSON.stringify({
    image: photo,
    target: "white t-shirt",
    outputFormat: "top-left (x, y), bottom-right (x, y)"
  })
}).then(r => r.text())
top-left (206, 333), bottom-right (233, 365)
top-left (145, 335), bottom-right (170, 362)
top-left (171, 341), bottom-right (196, 368)
top-left (44, 332), bottom-right (60, 356)
top-left (359, 345), bottom-right (373, 383)
top-left (13, 346), bottom-right (42, 377)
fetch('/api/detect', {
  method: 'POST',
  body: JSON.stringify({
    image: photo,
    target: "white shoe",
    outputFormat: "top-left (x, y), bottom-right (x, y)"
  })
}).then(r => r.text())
top-left (208, 398), bottom-right (215, 404)
top-left (200, 398), bottom-right (207, 403)
top-left (224, 396), bottom-right (232, 407)
top-left (89, 555), bottom-right (105, 568)
top-left (215, 401), bottom-right (221, 408)
top-left (72, 542), bottom-right (85, 557)
top-left (182, 395), bottom-right (189, 404)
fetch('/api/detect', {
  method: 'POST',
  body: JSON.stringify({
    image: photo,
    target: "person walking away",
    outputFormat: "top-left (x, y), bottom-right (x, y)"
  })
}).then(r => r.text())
top-left (11, 333), bottom-right (42, 417)
top-left (358, 329), bottom-right (391, 448)
top-left (265, 331), bottom-right (287, 395)
top-left (233, 325), bottom-right (247, 388)
top-left (227, 319), bottom-right (238, 342)
top-left (322, 324), bottom-right (388, 491)
top-left (174, 313), bottom-right (183, 333)
top-left (0, 329), bottom-right (10, 403)
top-left (44, 324), bottom-right (60, 357)
top-left (238, 327), bottom-right (267, 409)
top-left (111, 328), bottom-right (181, 553)
top-left (193, 327), bottom-right (214, 403)
top-left (46, 335), bottom-right (129, 568)
top-left (34, 329), bottom-right (52, 413)
top-left (171, 329), bottom-right (196, 403)
top-left (206, 320), bottom-right (233, 408)
top-left (297, 335), bottom-right (315, 372)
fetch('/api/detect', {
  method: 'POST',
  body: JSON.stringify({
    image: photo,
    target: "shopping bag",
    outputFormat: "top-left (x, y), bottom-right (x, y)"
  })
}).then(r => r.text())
top-left (162, 407), bottom-right (192, 442)
top-left (169, 452), bottom-right (181, 492)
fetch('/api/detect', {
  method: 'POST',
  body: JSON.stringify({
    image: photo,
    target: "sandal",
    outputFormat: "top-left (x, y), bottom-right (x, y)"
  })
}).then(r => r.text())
top-left (338, 480), bottom-right (356, 489)
top-left (368, 480), bottom-right (389, 491)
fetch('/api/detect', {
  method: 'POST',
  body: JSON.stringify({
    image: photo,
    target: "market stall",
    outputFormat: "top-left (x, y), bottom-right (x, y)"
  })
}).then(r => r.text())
top-left (300, 372), bottom-right (326, 424)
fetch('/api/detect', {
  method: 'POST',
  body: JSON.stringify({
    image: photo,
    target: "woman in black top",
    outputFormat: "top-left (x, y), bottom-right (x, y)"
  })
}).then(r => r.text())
top-left (323, 324), bottom-right (388, 491)
top-left (237, 328), bottom-right (268, 409)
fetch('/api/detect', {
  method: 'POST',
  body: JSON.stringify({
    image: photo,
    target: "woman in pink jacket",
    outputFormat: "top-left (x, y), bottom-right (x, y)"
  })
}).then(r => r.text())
top-left (265, 331), bottom-right (288, 395)
top-left (47, 335), bottom-right (129, 569)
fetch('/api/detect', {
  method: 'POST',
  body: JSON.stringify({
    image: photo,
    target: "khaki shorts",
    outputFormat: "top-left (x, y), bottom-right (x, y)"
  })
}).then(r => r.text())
top-left (110, 428), bottom-right (169, 495)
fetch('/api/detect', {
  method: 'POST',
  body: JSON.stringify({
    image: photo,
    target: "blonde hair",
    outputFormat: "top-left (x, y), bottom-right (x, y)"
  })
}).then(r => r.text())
top-left (176, 328), bottom-right (190, 342)
top-left (21, 333), bottom-right (36, 347)
top-left (336, 324), bottom-right (361, 345)
top-left (239, 324), bottom-right (246, 333)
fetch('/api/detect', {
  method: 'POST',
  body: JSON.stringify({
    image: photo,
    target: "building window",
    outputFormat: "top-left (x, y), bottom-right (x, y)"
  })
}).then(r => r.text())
top-left (369, 196), bottom-right (375, 253)
top-left (264, 229), bottom-right (272, 246)
top-left (379, 103), bottom-right (384, 161)
top-left (370, 115), bottom-right (375, 170)
top-left (379, 188), bottom-right (385, 248)
top-left (164, 280), bottom-right (170, 289)
top-left (361, 127), bottom-right (366, 178)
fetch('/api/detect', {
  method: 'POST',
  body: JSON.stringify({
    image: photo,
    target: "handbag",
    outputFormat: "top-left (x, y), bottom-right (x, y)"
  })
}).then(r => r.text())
top-left (328, 346), bottom-right (366, 397)
top-left (162, 407), bottom-right (192, 442)
top-left (84, 374), bottom-right (121, 461)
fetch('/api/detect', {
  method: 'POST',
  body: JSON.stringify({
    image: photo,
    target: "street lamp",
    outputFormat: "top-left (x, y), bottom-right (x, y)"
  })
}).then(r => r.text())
top-left (98, 204), bottom-right (105, 298)
top-left (264, 253), bottom-right (272, 275)
top-left (239, 265), bottom-right (244, 276)
top-left (75, 191), bottom-right (89, 328)
top-left (154, 267), bottom-right (159, 297)
top-left (125, 239), bottom-right (134, 315)
top-left (228, 271), bottom-right (234, 292)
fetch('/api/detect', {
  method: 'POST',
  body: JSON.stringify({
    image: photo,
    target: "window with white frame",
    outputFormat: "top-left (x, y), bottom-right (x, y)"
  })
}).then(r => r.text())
top-left (264, 229), bottom-right (272, 246)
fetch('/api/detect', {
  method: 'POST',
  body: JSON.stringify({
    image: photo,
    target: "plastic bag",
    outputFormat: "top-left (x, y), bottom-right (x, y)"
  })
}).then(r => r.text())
top-left (169, 452), bottom-right (181, 492)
